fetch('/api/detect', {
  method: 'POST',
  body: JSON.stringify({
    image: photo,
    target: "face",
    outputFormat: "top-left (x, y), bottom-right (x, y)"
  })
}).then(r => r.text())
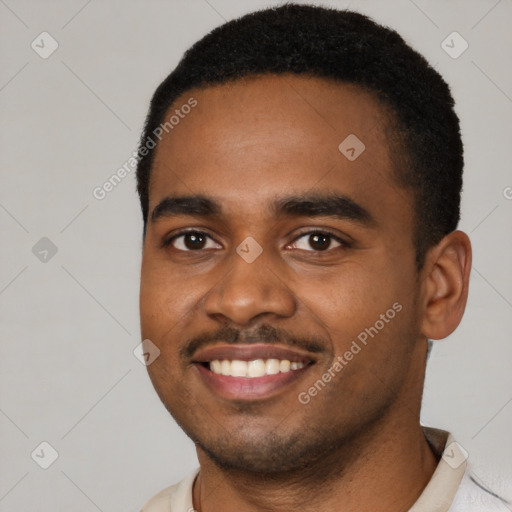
top-left (140, 75), bottom-right (425, 474)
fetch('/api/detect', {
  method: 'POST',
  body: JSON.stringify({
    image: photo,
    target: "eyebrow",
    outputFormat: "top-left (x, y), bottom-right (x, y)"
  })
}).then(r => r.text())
top-left (150, 193), bottom-right (376, 227)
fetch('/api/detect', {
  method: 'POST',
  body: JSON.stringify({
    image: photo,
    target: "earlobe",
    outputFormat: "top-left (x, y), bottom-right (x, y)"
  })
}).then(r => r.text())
top-left (420, 230), bottom-right (472, 340)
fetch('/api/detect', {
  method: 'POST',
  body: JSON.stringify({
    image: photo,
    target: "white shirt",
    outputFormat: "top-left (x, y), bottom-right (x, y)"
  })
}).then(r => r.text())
top-left (141, 427), bottom-right (510, 511)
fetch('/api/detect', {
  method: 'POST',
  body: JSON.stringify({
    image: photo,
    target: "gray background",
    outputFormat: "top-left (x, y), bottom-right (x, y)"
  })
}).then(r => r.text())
top-left (0, 0), bottom-right (511, 510)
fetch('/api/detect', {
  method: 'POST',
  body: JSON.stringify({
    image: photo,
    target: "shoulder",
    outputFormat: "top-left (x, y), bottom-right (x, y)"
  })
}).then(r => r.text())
top-left (140, 469), bottom-right (199, 512)
top-left (140, 484), bottom-right (176, 512)
top-left (449, 469), bottom-right (511, 511)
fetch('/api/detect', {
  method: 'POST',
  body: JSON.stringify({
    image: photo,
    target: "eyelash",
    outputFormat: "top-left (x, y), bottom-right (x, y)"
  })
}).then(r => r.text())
top-left (162, 229), bottom-right (350, 253)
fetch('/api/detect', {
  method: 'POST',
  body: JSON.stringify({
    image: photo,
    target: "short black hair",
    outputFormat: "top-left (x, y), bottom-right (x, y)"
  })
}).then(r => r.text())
top-left (136, 3), bottom-right (463, 269)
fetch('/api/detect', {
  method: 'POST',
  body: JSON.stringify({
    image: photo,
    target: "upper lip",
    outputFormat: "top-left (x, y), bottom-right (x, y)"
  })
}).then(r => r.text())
top-left (191, 343), bottom-right (318, 364)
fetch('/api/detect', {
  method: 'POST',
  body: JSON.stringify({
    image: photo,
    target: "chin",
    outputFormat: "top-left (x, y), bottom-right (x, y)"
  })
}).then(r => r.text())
top-left (198, 438), bottom-right (314, 474)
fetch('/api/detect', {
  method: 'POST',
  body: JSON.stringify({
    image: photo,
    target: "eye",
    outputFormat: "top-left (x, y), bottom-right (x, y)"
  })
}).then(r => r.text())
top-left (164, 230), bottom-right (221, 251)
top-left (289, 231), bottom-right (345, 252)
top-left (163, 229), bottom-right (348, 253)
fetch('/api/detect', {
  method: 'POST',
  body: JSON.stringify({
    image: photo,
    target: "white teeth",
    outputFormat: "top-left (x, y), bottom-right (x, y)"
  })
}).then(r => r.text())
top-left (279, 360), bottom-right (291, 373)
top-left (220, 360), bottom-right (231, 376)
top-left (230, 360), bottom-right (248, 377)
top-left (265, 358), bottom-right (280, 375)
top-left (209, 359), bottom-right (306, 377)
top-left (210, 360), bottom-right (222, 374)
top-left (247, 359), bottom-right (266, 377)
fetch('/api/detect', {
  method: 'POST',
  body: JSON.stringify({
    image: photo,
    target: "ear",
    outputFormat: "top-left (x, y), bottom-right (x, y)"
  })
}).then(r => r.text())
top-left (420, 230), bottom-right (472, 340)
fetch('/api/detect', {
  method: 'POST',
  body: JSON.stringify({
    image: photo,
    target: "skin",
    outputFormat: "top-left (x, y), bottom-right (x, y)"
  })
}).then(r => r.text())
top-left (139, 74), bottom-right (472, 512)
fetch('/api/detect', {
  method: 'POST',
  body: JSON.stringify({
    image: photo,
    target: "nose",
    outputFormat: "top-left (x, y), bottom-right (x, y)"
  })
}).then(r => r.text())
top-left (203, 247), bottom-right (296, 326)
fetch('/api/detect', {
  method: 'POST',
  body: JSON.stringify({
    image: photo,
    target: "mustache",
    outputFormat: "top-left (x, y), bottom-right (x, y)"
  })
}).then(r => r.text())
top-left (180, 323), bottom-right (325, 360)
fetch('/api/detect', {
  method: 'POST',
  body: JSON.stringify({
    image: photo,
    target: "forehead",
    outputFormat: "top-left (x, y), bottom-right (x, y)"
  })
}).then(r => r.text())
top-left (148, 74), bottom-right (409, 225)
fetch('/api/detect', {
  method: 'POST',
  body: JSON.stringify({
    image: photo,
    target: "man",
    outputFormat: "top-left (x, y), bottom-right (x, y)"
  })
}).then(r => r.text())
top-left (135, 4), bottom-right (508, 511)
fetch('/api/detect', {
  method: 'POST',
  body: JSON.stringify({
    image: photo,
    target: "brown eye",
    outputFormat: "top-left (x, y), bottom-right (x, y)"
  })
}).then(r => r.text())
top-left (291, 231), bottom-right (343, 252)
top-left (167, 231), bottom-right (221, 251)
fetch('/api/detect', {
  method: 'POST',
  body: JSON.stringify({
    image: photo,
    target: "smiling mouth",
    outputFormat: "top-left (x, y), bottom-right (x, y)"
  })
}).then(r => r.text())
top-left (205, 358), bottom-right (307, 377)
top-left (191, 343), bottom-right (317, 400)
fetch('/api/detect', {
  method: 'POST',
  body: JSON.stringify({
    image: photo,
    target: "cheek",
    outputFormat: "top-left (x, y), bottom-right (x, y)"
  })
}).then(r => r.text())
top-left (139, 268), bottom-right (167, 338)
top-left (140, 256), bottom-right (189, 326)
top-left (298, 260), bottom-right (414, 378)
top-left (298, 262), bottom-right (400, 332)
top-left (139, 257), bottom-right (208, 367)
top-left (140, 264), bottom-right (191, 398)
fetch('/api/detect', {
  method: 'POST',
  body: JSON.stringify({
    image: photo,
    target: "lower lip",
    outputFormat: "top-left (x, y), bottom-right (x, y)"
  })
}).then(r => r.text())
top-left (194, 363), bottom-right (312, 401)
